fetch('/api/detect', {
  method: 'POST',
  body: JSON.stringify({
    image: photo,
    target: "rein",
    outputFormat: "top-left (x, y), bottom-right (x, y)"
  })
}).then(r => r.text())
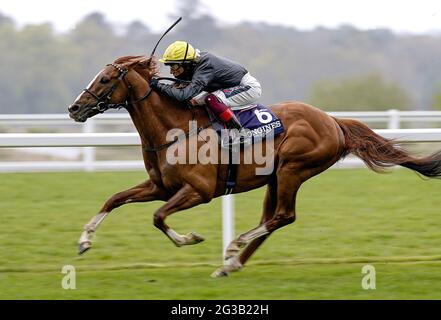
top-left (155, 77), bottom-right (191, 84)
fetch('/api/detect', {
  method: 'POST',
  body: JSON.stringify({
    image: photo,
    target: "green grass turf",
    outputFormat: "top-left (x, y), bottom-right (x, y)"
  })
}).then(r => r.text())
top-left (1, 169), bottom-right (440, 299)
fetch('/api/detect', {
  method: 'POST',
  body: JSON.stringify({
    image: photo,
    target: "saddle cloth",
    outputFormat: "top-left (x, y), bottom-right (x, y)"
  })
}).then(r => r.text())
top-left (206, 104), bottom-right (285, 148)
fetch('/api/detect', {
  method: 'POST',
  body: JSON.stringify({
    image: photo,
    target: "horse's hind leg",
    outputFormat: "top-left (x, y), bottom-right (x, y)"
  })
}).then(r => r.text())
top-left (78, 179), bottom-right (167, 254)
top-left (153, 184), bottom-right (207, 247)
top-left (211, 180), bottom-right (277, 277)
top-left (212, 168), bottom-right (301, 277)
top-left (238, 181), bottom-right (277, 264)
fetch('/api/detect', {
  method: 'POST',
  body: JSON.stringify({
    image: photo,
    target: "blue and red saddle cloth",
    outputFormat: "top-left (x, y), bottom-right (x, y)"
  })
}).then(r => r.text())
top-left (207, 104), bottom-right (285, 147)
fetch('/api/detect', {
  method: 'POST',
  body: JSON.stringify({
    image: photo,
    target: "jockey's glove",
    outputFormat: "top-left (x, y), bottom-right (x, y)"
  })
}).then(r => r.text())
top-left (149, 77), bottom-right (159, 89)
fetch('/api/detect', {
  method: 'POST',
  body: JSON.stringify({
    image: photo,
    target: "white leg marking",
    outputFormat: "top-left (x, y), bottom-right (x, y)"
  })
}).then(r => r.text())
top-left (85, 212), bottom-right (108, 232)
top-left (79, 212), bottom-right (109, 245)
top-left (166, 229), bottom-right (185, 246)
top-left (242, 225), bottom-right (269, 242)
top-left (211, 257), bottom-right (243, 278)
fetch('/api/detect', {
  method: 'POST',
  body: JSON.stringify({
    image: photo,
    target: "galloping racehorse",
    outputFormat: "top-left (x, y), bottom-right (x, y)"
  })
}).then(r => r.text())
top-left (68, 56), bottom-right (441, 277)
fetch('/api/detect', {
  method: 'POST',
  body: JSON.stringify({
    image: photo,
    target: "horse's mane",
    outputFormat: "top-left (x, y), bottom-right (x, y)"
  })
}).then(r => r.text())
top-left (114, 55), bottom-right (159, 77)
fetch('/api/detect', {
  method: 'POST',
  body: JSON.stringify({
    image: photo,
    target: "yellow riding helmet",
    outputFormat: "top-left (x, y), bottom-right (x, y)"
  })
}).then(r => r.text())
top-left (159, 41), bottom-right (196, 64)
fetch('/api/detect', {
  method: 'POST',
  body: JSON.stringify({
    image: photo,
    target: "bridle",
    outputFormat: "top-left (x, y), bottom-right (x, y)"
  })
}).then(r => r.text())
top-left (83, 63), bottom-right (153, 113)
top-left (82, 63), bottom-right (189, 115)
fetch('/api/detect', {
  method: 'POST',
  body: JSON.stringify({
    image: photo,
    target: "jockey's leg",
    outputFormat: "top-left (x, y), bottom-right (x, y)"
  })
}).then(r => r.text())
top-left (153, 184), bottom-right (206, 247)
top-left (204, 73), bottom-right (261, 131)
top-left (205, 94), bottom-right (242, 130)
top-left (78, 179), bottom-right (168, 254)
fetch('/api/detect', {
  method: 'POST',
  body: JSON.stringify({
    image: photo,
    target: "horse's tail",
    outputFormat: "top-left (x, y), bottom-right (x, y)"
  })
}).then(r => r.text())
top-left (333, 117), bottom-right (441, 178)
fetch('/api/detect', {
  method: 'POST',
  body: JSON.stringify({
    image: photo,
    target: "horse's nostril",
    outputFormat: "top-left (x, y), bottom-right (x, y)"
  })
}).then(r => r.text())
top-left (69, 104), bottom-right (80, 113)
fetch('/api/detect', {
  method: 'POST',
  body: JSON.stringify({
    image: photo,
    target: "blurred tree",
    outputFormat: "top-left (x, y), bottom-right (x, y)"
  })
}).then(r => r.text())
top-left (126, 21), bottom-right (150, 40)
top-left (125, 21), bottom-right (158, 56)
top-left (16, 24), bottom-right (80, 113)
top-left (0, 11), bottom-right (14, 26)
top-left (175, 0), bottom-right (203, 19)
top-left (68, 12), bottom-right (123, 99)
top-left (308, 73), bottom-right (410, 111)
top-left (1, 9), bottom-right (441, 114)
top-left (432, 89), bottom-right (441, 111)
top-left (0, 22), bottom-right (79, 113)
top-left (69, 13), bottom-right (119, 67)
top-left (168, 0), bottom-right (220, 49)
top-left (0, 15), bottom-right (20, 113)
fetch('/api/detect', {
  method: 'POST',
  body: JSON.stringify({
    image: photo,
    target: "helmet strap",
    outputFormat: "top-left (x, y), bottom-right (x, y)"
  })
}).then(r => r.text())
top-left (182, 42), bottom-right (189, 63)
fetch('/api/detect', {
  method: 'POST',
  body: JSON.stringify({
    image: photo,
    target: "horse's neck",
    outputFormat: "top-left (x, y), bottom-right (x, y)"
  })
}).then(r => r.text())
top-left (125, 71), bottom-right (195, 150)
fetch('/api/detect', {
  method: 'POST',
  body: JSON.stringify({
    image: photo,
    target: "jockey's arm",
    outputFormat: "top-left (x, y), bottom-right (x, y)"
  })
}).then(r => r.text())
top-left (190, 91), bottom-right (210, 106)
top-left (151, 61), bottom-right (214, 102)
top-left (152, 81), bottom-right (204, 102)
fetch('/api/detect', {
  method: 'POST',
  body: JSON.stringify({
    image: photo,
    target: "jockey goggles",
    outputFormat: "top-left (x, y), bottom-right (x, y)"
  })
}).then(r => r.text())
top-left (166, 63), bottom-right (182, 71)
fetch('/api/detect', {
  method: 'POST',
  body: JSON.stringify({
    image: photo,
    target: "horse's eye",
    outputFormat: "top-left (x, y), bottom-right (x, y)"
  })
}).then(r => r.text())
top-left (100, 77), bottom-right (110, 84)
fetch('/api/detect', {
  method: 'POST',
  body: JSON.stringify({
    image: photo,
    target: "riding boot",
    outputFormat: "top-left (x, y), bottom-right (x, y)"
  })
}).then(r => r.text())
top-left (205, 94), bottom-right (243, 130)
top-left (225, 112), bottom-right (243, 130)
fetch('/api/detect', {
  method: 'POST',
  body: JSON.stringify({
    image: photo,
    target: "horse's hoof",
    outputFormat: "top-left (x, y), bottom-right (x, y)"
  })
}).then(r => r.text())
top-left (224, 257), bottom-right (243, 271)
top-left (211, 268), bottom-right (229, 278)
top-left (188, 232), bottom-right (205, 244)
top-left (78, 242), bottom-right (91, 255)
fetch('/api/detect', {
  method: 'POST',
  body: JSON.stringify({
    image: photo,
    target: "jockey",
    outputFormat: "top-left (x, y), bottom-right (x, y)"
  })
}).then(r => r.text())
top-left (149, 41), bottom-right (262, 130)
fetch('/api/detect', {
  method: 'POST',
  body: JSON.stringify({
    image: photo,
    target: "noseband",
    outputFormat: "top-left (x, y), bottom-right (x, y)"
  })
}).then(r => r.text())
top-left (83, 63), bottom-right (153, 113)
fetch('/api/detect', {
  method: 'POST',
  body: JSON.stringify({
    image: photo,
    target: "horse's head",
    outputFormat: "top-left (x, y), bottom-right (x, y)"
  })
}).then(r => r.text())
top-left (68, 56), bottom-right (159, 122)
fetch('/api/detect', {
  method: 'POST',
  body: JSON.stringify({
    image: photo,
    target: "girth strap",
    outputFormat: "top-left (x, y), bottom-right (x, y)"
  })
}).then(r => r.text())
top-left (224, 145), bottom-right (239, 195)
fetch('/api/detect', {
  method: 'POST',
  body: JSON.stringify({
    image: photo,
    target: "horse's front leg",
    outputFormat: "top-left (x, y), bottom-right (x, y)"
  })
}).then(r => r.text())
top-left (153, 184), bottom-right (207, 247)
top-left (78, 179), bottom-right (167, 254)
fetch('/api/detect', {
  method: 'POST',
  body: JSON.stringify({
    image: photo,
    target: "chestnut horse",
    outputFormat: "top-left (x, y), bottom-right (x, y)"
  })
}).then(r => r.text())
top-left (68, 56), bottom-right (441, 277)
